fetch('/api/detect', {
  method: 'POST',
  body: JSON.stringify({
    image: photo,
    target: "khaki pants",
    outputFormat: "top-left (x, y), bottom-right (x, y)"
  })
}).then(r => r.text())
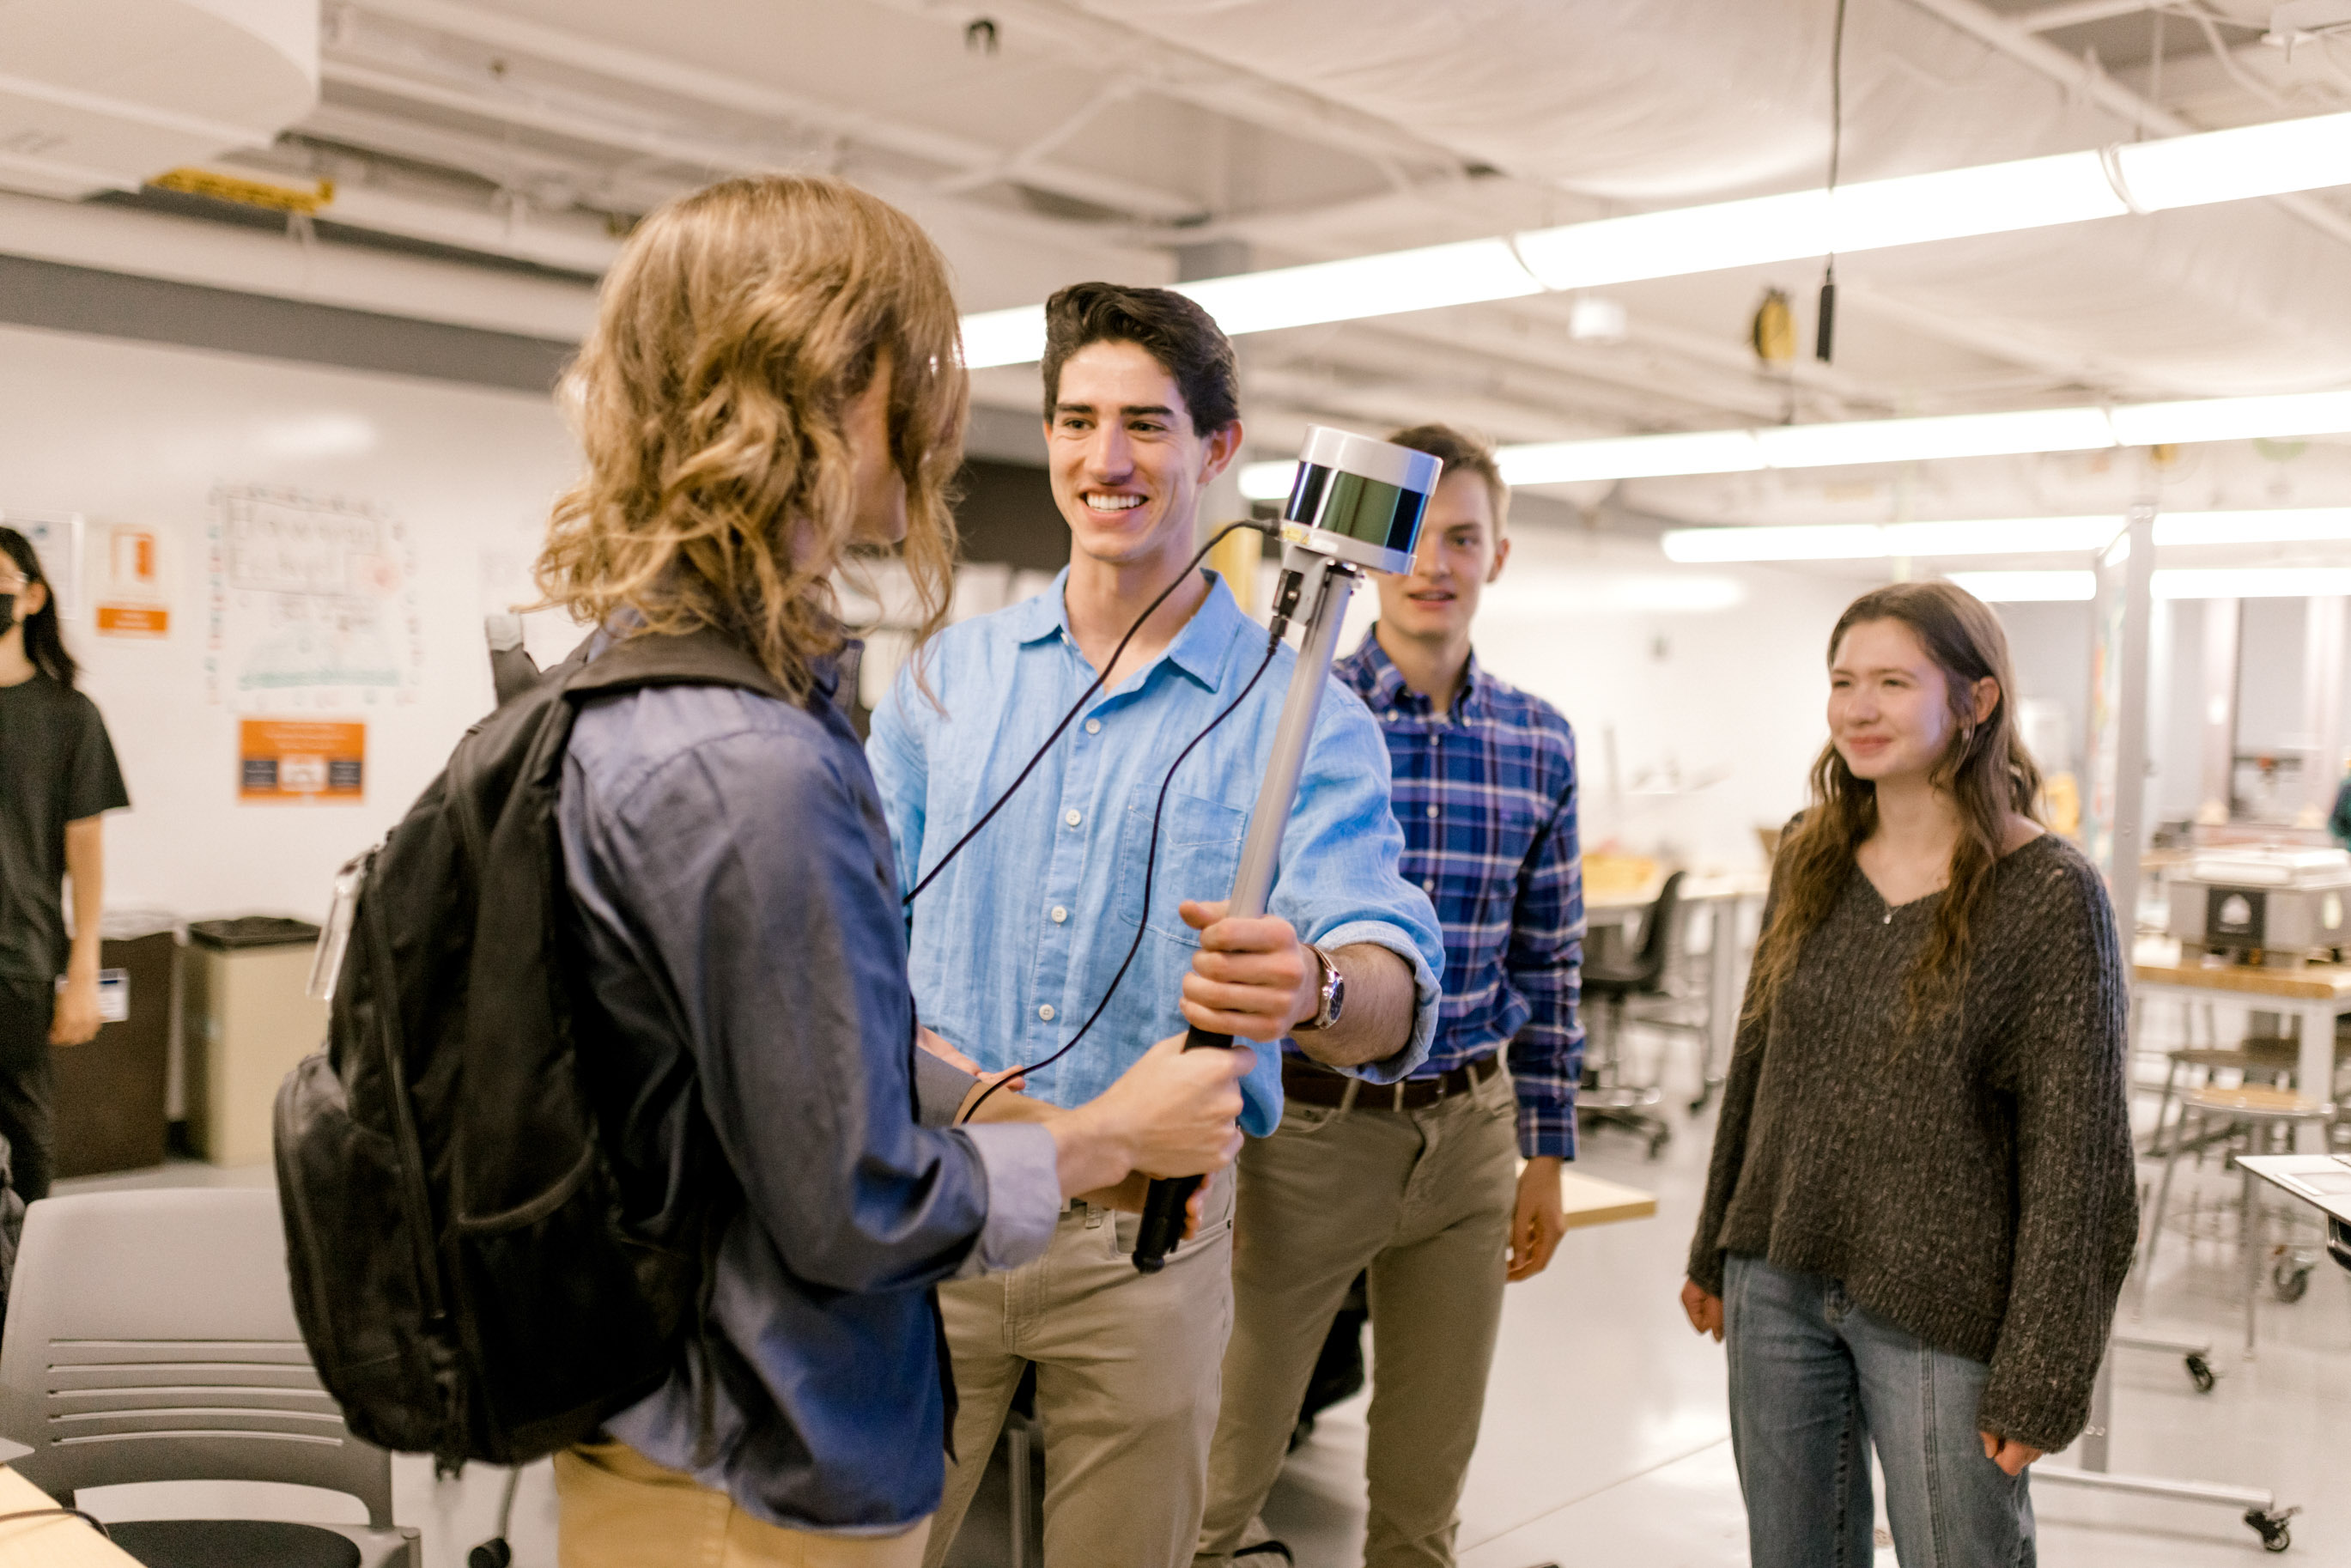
top-left (923, 1170), bottom-right (1237, 1568)
top-left (1195, 1065), bottom-right (1519, 1568)
top-left (554, 1439), bottom-right (931, 1568)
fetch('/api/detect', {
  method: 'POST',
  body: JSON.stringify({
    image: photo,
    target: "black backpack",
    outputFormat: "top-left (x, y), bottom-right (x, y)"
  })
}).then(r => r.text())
top-left (272, 628), bottom-right (789, 1468)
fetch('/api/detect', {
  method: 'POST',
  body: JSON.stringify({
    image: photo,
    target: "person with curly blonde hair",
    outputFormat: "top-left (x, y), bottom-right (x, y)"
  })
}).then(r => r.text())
top-left (537, 174), bottom-right (1253, 1568)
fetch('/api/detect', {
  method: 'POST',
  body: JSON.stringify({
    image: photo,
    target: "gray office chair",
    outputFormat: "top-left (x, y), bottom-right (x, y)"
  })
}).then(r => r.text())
top-left (0, 1188), bottom-right (420, 1567)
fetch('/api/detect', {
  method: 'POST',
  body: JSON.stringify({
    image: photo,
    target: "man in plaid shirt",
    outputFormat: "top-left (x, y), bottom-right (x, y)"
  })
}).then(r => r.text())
top-left (1196, 423), bottom-right (1583, 1568)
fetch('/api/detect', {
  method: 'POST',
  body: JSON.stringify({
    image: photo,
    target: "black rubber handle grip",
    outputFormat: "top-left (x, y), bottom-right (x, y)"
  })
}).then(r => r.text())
top-left (1130, 1024), bottom-right (1236, 1273)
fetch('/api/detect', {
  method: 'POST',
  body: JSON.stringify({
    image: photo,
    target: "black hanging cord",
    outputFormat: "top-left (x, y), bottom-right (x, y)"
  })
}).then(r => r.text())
top-left (956, 630), bottom-right (1283, 1126)
top-left (1817, 0), bottom-right (1849, 364)
top-left (0, 1507), bottom-right (112, 1537)
top-left (903, 520), bottom-right (1269, 908)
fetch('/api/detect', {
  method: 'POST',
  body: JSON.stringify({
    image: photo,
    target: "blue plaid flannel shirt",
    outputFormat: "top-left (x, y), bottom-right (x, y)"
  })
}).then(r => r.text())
top-left (1329, 633), bottom-right (1585, 1158)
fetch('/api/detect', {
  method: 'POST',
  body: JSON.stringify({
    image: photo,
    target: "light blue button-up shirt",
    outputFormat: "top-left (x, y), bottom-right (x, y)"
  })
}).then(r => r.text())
top-left (867, 568), bottom-right (1443, 1136)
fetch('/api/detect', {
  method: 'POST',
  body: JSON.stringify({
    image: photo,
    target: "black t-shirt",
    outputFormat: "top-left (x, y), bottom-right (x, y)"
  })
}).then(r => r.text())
top-left (0, 675), bottom-right (130, 988)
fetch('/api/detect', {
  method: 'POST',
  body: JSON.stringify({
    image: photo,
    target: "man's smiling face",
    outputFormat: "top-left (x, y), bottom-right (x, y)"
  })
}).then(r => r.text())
top-left (1047, 339), bottom-right (1237, 568)
top-left (1374, 469), bottom-right (1508, 644)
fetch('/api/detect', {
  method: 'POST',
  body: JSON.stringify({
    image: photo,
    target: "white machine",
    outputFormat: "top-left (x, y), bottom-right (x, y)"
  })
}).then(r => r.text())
top-left (2166, 845), bottom-right (2351, 964)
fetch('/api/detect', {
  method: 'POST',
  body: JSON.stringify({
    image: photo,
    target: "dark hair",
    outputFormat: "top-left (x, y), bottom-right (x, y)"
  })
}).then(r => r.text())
top-left (1040, 283), bottom-right (1240, 436)
top-left (0, 526), bottom-right (77, 687)
top-left (1384, 422), bottom-right (1509, 530)
top-left (1747, 580), bottom-right (2044, 1031)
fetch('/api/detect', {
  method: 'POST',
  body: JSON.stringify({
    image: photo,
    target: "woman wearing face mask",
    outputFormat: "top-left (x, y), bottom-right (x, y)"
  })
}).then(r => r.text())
top-left (1681, 580), bottom-right (2135, 1568)
top-left (0, 528), bottom-right (130, 1204)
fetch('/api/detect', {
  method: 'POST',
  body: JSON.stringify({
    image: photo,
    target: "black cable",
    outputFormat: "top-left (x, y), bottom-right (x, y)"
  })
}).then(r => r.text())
top-left (1817, 0), bottom-right (1849, 363)
top-left (903, 520), bottom-right (1269, 908)
top-left (1826, 0), bottom-right (1847, 198)
top-left (0, 1506), bottom-right (112, 1536)
top-left (957, 629), bottom-right (1283, 1126)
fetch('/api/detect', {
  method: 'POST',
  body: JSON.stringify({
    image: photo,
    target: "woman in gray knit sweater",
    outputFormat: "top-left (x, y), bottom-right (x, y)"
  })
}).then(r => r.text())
top-left (1681, 581), bottom-right (2135, 1568)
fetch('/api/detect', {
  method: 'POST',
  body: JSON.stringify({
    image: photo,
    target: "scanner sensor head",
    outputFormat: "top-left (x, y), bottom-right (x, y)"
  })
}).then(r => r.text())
top-left (1278, 425), bottom-right (1442, 577)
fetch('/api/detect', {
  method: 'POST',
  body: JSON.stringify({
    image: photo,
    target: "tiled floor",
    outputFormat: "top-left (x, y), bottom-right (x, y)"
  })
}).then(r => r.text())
top-left (46, 1023), bottom-right (2351, 1567)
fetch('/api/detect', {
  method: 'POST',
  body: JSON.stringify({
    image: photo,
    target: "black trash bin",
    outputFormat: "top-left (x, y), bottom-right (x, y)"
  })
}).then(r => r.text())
top-left (53, 917), bottom-right (180, 1179)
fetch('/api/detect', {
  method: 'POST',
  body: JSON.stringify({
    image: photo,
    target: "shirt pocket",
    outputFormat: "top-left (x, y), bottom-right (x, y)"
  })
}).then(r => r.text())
top-left (1476, 799), bottom-right (1547, 919)
top-left (1115, 788), bottom-right (1250, 946)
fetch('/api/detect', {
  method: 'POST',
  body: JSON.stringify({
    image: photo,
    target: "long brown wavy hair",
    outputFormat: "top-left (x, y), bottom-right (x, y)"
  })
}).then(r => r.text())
top-left (1747, 580), bottom-right (2045, 1030)
top-left (535, 174), bottom-right (968, 702)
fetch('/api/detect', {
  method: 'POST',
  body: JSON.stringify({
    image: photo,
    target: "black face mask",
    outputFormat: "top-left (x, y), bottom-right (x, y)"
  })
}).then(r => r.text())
top-left (0, 594), bottom-right (15, 641)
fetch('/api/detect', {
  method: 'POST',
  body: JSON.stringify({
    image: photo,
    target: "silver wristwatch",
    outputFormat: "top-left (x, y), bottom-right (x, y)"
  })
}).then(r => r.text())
top-left (1295, 944), bottom-right (1346, 1032)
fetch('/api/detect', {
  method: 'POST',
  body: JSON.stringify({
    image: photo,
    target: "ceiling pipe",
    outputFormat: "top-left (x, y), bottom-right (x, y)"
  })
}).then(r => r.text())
top-left (1899, 0), bottom-right (2351, 247)
top-left (2016, 0), bottom-right (2158, 31)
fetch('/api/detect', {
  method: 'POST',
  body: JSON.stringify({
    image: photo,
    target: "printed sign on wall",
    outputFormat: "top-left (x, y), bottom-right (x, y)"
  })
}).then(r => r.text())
top-left (95, 524), bottom-right (171, 638)
top-left (240, 719), bottom-right (366, 803)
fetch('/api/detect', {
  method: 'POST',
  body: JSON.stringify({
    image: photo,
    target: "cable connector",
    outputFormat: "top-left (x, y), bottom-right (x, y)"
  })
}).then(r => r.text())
top-left (1266, 567), bottom-right (1308, 644)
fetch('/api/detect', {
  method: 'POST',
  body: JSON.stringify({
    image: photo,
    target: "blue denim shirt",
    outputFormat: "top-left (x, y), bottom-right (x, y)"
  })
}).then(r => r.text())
top-left (556, 656), bottom-right (1060, 1534)
top-left (867, 569), bottom-right (1444, 1134)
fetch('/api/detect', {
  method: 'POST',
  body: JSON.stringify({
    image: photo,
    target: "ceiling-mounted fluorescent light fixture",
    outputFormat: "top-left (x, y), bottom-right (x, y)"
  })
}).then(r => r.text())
top-left (1947, 570), bottom-right (2099, 601)
top-left (960, 110), bottom-right (2351, 368)
top-left (2154, 566), bottom-right (2351, 598)
top-left (1662, 507), bottom-right (2351, 563)
top-left (1244, 387), bottom-right (2351, 507)
top-left (1951, 566), bottom-right (2351, 601)
top-left (1508, 390), bottom-right (2351, 488)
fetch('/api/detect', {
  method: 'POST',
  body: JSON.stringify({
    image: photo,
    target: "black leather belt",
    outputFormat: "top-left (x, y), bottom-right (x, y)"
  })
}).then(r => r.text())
top-left (1281, 1052), bottom-right (1501, 1112)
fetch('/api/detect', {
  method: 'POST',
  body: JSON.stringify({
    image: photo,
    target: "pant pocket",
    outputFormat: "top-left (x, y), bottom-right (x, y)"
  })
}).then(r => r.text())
top-left (1110, 1168), bottom-right (1235, 1258)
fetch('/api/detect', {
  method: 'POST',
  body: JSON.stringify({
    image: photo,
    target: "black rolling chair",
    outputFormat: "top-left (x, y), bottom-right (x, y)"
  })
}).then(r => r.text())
top-left (1578, 871), bottom-right (1688, 1158)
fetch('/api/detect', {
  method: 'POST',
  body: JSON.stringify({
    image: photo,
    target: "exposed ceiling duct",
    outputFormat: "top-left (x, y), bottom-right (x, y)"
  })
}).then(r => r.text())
top-left (7, 0), bottom-right (2351, 535)
top-left (0, 0), bottom-right (317, 198)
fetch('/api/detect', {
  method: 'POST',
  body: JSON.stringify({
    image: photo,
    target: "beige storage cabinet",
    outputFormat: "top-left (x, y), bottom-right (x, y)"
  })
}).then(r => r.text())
top-left (181, 917), bottom-right (325, 1167)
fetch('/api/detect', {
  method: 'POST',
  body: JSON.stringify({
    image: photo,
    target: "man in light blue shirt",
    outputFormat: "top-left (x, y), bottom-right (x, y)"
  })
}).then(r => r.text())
top-left (870, 282), bottom-right (1443, 1568)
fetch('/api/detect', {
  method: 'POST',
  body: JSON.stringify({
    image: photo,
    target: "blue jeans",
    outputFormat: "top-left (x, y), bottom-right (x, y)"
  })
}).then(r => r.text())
top-left (1724, 1253), bottom-right (2035, 1568)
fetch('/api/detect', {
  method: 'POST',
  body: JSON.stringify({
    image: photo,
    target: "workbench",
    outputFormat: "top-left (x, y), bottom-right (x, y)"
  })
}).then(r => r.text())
top-left (2132, 948), bottom-right (2349, 1152)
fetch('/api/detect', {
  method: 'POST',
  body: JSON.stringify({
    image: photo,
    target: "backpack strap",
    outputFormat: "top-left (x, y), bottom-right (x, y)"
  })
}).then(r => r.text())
top-left (566, 627), bottom-right (795, 706)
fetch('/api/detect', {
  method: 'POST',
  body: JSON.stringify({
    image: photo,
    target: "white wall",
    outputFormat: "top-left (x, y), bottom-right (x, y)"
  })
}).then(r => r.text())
top-left (0, 323), bottom-right (582, 924)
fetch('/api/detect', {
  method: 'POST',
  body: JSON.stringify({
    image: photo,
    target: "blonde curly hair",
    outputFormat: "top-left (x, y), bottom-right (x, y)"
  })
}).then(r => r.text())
top-left (536, 174), bottom-right (968, 702)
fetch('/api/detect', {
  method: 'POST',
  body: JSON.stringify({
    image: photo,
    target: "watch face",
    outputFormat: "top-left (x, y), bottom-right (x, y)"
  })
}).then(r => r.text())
top-left (1323, 960), bottom-right (1346, 1027)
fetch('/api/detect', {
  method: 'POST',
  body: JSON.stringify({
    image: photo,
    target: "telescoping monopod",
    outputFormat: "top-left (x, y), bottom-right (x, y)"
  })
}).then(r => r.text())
top-left (1131, 426), bottom-right (1442, 1273)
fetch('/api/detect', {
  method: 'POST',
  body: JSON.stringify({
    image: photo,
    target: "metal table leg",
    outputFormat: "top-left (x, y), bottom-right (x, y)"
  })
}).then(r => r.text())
top-left (2039, 1340), bottom-right (2297, 1552)
top-left (1691, 896), bottom-right (1742, 1115)
top-left (2244, 1155), bottom-right (2263, 1358)
top-left (2293, 999), bottom-right (2336, 1152)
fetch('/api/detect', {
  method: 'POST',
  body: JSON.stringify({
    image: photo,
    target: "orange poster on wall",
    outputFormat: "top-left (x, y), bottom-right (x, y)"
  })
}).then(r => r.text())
top-left (240, 720), bottom-right (365, 802)
top-left (95, 524), bottom-right (171, 638)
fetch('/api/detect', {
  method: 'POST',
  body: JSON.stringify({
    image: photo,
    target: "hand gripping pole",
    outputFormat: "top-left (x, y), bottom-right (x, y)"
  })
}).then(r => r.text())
top-left (1130, 551), bottom-right (1358, 1273)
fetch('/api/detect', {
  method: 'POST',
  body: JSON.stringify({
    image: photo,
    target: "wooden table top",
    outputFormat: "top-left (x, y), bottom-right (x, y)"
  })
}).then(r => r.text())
top-left (1555, 1169), bottom-right (1659, 1230)
top-left (2133, 957), bottom-right (2351, 1002)
top-left (0, 1469), bottom-right (138, 1567)
top-left (1587, 869), bottom-right (1771, 911)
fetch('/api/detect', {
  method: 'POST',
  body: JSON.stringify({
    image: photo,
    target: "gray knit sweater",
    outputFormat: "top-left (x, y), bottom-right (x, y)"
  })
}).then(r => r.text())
top-left (1686, 832), bottom-right (2136, 1453)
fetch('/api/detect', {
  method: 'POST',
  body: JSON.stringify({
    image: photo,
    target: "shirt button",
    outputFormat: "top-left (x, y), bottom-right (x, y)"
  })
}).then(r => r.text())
top-left (1084, 719), bottom-right (1102, 735)
top-left (1038, 1004), bottom-right (1057, 1022)
top-left (1425, 804), bottom-right (1440, 818)
top-left (1422, 878), bottom-right (1437, 893)
top-left (1064, 809), bottom-right (1083, 828)
top-left (1051, 905), bottom-right (1068, 924)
